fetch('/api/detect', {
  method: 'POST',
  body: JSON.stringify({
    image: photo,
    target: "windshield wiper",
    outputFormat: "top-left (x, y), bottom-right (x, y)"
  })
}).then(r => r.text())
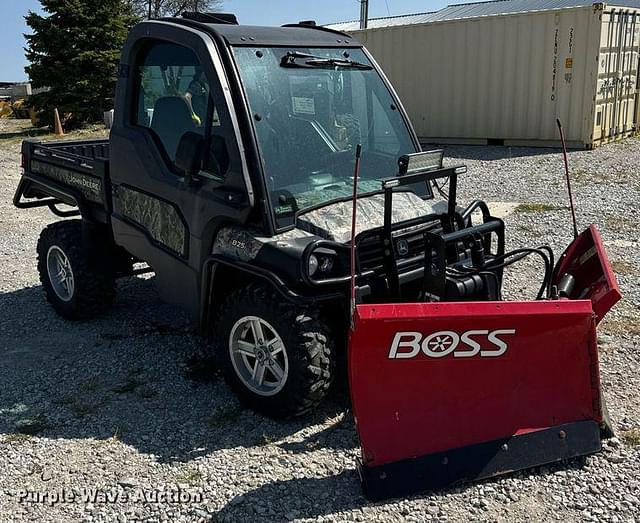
top-left (305, 58), bottom-right (372, 70)
top-left (281, 51), bottom-right (372, 70)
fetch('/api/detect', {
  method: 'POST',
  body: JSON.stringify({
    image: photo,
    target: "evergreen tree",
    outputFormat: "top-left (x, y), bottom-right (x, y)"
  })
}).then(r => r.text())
top-left (25, 0), bottom-right (138, 127)
top-left (129, 0), bottom-right (223, 19)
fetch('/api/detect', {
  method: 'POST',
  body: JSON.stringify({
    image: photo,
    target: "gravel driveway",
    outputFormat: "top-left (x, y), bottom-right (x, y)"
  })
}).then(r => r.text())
top-left (1, 119), bottom-right (638, 522)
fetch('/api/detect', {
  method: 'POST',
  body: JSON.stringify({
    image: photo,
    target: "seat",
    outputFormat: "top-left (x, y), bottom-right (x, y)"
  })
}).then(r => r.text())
top-left (150, 96), bottom-right (196, 161)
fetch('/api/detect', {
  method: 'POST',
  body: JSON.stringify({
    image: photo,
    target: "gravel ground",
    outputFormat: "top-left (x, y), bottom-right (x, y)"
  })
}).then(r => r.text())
top-left (0, 118), bottom-right (639, 522)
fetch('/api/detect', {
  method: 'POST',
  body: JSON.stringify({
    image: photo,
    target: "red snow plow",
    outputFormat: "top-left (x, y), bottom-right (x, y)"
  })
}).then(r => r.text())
top-left (347, 150), bottom-right (621, 500)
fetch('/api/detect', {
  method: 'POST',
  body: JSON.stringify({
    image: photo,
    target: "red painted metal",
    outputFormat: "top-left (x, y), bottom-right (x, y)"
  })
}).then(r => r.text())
top-left (349, 300), bottom-right (602, 468)
top-left (553, 225), bottom-right (621, 323)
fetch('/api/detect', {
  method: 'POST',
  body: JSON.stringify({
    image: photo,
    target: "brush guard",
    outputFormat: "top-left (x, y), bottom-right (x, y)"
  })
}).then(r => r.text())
top-left (347, 160), bottom-right (621, 500)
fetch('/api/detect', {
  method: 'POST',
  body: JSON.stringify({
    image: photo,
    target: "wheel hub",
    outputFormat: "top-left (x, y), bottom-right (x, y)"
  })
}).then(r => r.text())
top-left (229, 316), bottom-right (289, 397)
top-left (46, 245), bottom-right (75, 302)
top-left (255, 347), bottom-right (268, 363)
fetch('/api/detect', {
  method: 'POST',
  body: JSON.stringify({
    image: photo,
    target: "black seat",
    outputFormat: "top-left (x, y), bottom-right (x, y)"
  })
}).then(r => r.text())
top-left (150, 96), bottom-right (196, 161)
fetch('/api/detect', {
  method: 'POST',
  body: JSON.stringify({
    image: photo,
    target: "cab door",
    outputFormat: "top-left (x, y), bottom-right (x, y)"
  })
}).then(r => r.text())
top-left (109, 22), bottom-right (254, 318)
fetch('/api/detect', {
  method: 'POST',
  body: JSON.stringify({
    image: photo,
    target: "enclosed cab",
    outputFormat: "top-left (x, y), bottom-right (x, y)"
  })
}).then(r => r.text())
top-left (17, 14), bottom-right (457, 417)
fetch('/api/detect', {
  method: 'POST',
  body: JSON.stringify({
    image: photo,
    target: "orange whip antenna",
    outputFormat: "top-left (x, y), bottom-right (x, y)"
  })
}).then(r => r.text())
top-left (350, 144), bottom-right (363, 328)
top-left (556, 119), bottom-right (579, 239)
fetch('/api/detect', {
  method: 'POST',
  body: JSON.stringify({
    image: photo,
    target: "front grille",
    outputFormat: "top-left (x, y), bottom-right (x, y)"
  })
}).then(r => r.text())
top-left (357, 221), bottom-right (441, 273)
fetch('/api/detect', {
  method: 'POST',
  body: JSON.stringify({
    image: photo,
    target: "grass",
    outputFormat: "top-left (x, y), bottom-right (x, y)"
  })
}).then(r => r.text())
top-left (183, 354), bottom-right (219, 384)
top-left (611, 260), bottom-right (637, 276)
top-left (96, 427), bottom-right (124, 446)
top-left (111, 368), bottom-right (145, 394)
top-left (570, 169), bottom-right (622, 185)
top-left (4, 433), bottom-right (33, 443)
top-left (176, 469), bottom-right (204, 485)
top-left (604, 215), bottom-right (637, 233)
top-left (0, 120), bottom-right (108, 145)
top-left (254, 433), bottom-right (275, 446)
top-left (55, 391), bottom-right (106, 417)
top-left (66, 398), bottom-right (104, 418)
top-left (517, 223), bottom-right (538, 234)
top-left (137, 386), bottom-right (157, 399)
top-left (80, 378), bottom-right (101, 392)
top-left (207, 405), bottom-right (244, 428)
top-left (108, 427), bottom-right (122, 443)
top-left (514, 203), bottom-right (565, 214)
top-left (111, 378), bottom-right (141, 394)
top-left (14, 415), bottom-right (48, 435)
top-left (305, 439), bottom-right (322, 450)
top-left (601, 316), bottom-right (640, 337)
top-left (570, 169), bottom-right (589, 182)
top-left (622, 429), bottom-right (640, 446)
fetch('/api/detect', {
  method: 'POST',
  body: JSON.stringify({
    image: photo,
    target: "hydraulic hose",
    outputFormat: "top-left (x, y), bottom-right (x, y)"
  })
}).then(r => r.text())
top-left (447, 246), bottom-right (553, 300)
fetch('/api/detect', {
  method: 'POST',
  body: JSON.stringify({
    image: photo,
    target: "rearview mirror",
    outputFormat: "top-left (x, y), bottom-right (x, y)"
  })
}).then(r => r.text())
top-left (175, 131), bottom-right (204, 184)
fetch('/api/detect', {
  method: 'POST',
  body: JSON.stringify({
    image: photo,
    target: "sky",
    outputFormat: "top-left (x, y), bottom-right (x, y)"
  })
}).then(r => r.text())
top-left (0, 0), bottom-right (475, 82)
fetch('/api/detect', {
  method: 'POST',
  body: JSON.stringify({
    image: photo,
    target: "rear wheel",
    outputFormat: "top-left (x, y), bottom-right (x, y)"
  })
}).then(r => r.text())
top-left (37, 220), bottom-right (115, 320)
top-left (213, 284), bottom-right (334, 418)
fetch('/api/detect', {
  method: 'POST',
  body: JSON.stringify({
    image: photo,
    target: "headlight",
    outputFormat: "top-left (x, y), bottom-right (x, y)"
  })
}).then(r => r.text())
top-left (318, 255), bottom-right (335, 274)
top-left (308, 254), bottom-right (319, 276)
top-left (306, 247), bottom-right (343, 281)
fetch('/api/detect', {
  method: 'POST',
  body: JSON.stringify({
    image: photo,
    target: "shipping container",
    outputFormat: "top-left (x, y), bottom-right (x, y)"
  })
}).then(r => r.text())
top-left (330, 2), bottom-right (640, 148)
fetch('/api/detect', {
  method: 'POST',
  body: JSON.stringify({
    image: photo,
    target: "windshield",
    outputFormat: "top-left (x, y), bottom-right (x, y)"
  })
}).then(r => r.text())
top-left (232, 47), bottom-right (426, 229)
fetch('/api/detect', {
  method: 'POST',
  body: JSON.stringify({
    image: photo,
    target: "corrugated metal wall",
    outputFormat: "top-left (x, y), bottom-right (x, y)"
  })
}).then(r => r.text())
top-left (350, 4), bottom-right (640, 147)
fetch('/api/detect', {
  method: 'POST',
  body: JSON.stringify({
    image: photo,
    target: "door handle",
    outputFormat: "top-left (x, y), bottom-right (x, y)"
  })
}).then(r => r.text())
top-left (213, 188), bottom-right (246, 207)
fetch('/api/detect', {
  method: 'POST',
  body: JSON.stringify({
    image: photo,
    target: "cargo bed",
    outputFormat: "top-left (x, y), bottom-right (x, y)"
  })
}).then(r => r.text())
top-left (14, 139), bottom-right (112, 223)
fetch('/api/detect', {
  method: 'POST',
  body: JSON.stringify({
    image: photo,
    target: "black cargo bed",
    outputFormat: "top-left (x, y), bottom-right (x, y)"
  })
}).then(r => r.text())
top-left (14, 138), bottom-right (112, 222)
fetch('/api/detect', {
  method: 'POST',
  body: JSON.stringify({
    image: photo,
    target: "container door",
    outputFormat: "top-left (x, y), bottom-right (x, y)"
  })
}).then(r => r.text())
top-left (595, 10), bottom-right (640, 142)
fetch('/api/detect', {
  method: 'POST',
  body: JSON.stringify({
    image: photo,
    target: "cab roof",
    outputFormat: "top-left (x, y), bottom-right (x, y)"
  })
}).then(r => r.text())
top-left (165, 17), bottom-right (359, 48)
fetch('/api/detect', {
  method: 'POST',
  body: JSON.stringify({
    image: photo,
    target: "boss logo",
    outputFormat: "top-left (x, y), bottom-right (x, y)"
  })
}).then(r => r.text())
top-left (388, 329), bottom-right (517, 360)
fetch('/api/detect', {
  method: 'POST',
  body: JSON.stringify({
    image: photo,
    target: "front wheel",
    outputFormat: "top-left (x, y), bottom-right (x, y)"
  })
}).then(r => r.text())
top-left (212, 284), bottom-right (334, 418)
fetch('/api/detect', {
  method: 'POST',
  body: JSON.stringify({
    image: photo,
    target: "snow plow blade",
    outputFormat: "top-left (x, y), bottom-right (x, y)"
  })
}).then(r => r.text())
top-left (553, 225), bottom-right (621, 324)
top-left (349, 227), bottom-right (620, 501)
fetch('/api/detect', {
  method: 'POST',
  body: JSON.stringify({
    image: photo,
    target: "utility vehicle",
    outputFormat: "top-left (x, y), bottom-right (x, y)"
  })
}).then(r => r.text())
top-left (15, 13), bottom-right (621, 499)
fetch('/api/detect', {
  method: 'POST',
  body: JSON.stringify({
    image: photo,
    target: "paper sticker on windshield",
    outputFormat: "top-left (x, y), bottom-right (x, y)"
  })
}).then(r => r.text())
top-left (292, 96), bottom-right (315, 115)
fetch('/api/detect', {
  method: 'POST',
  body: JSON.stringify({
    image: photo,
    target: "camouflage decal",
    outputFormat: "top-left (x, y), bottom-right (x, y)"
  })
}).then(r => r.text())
top-left (213, 194), bottom-right (447, 262)
top-left (115, 186), bottom-right (187, 256)
top-left (287, 180), bottom-right (382, 212)
top-left (213, 225), bottom-right (315, 262)
top-left (298, 192), bottom-right (445, 243)
top-left (31, 160), bottom-right (102, 203)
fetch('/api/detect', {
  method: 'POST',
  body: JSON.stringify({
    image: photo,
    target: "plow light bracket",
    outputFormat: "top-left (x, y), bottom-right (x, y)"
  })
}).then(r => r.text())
top-left (380, 165), bottom-right (466, 298)
top-left (382, 164), bottom-right (465, 232)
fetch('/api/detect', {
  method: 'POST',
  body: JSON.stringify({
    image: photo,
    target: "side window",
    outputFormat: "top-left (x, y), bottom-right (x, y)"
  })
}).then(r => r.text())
top-left (133, 41), bottom-right (230, 177)
top-left (370, 94), bottom-right (400, 155)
